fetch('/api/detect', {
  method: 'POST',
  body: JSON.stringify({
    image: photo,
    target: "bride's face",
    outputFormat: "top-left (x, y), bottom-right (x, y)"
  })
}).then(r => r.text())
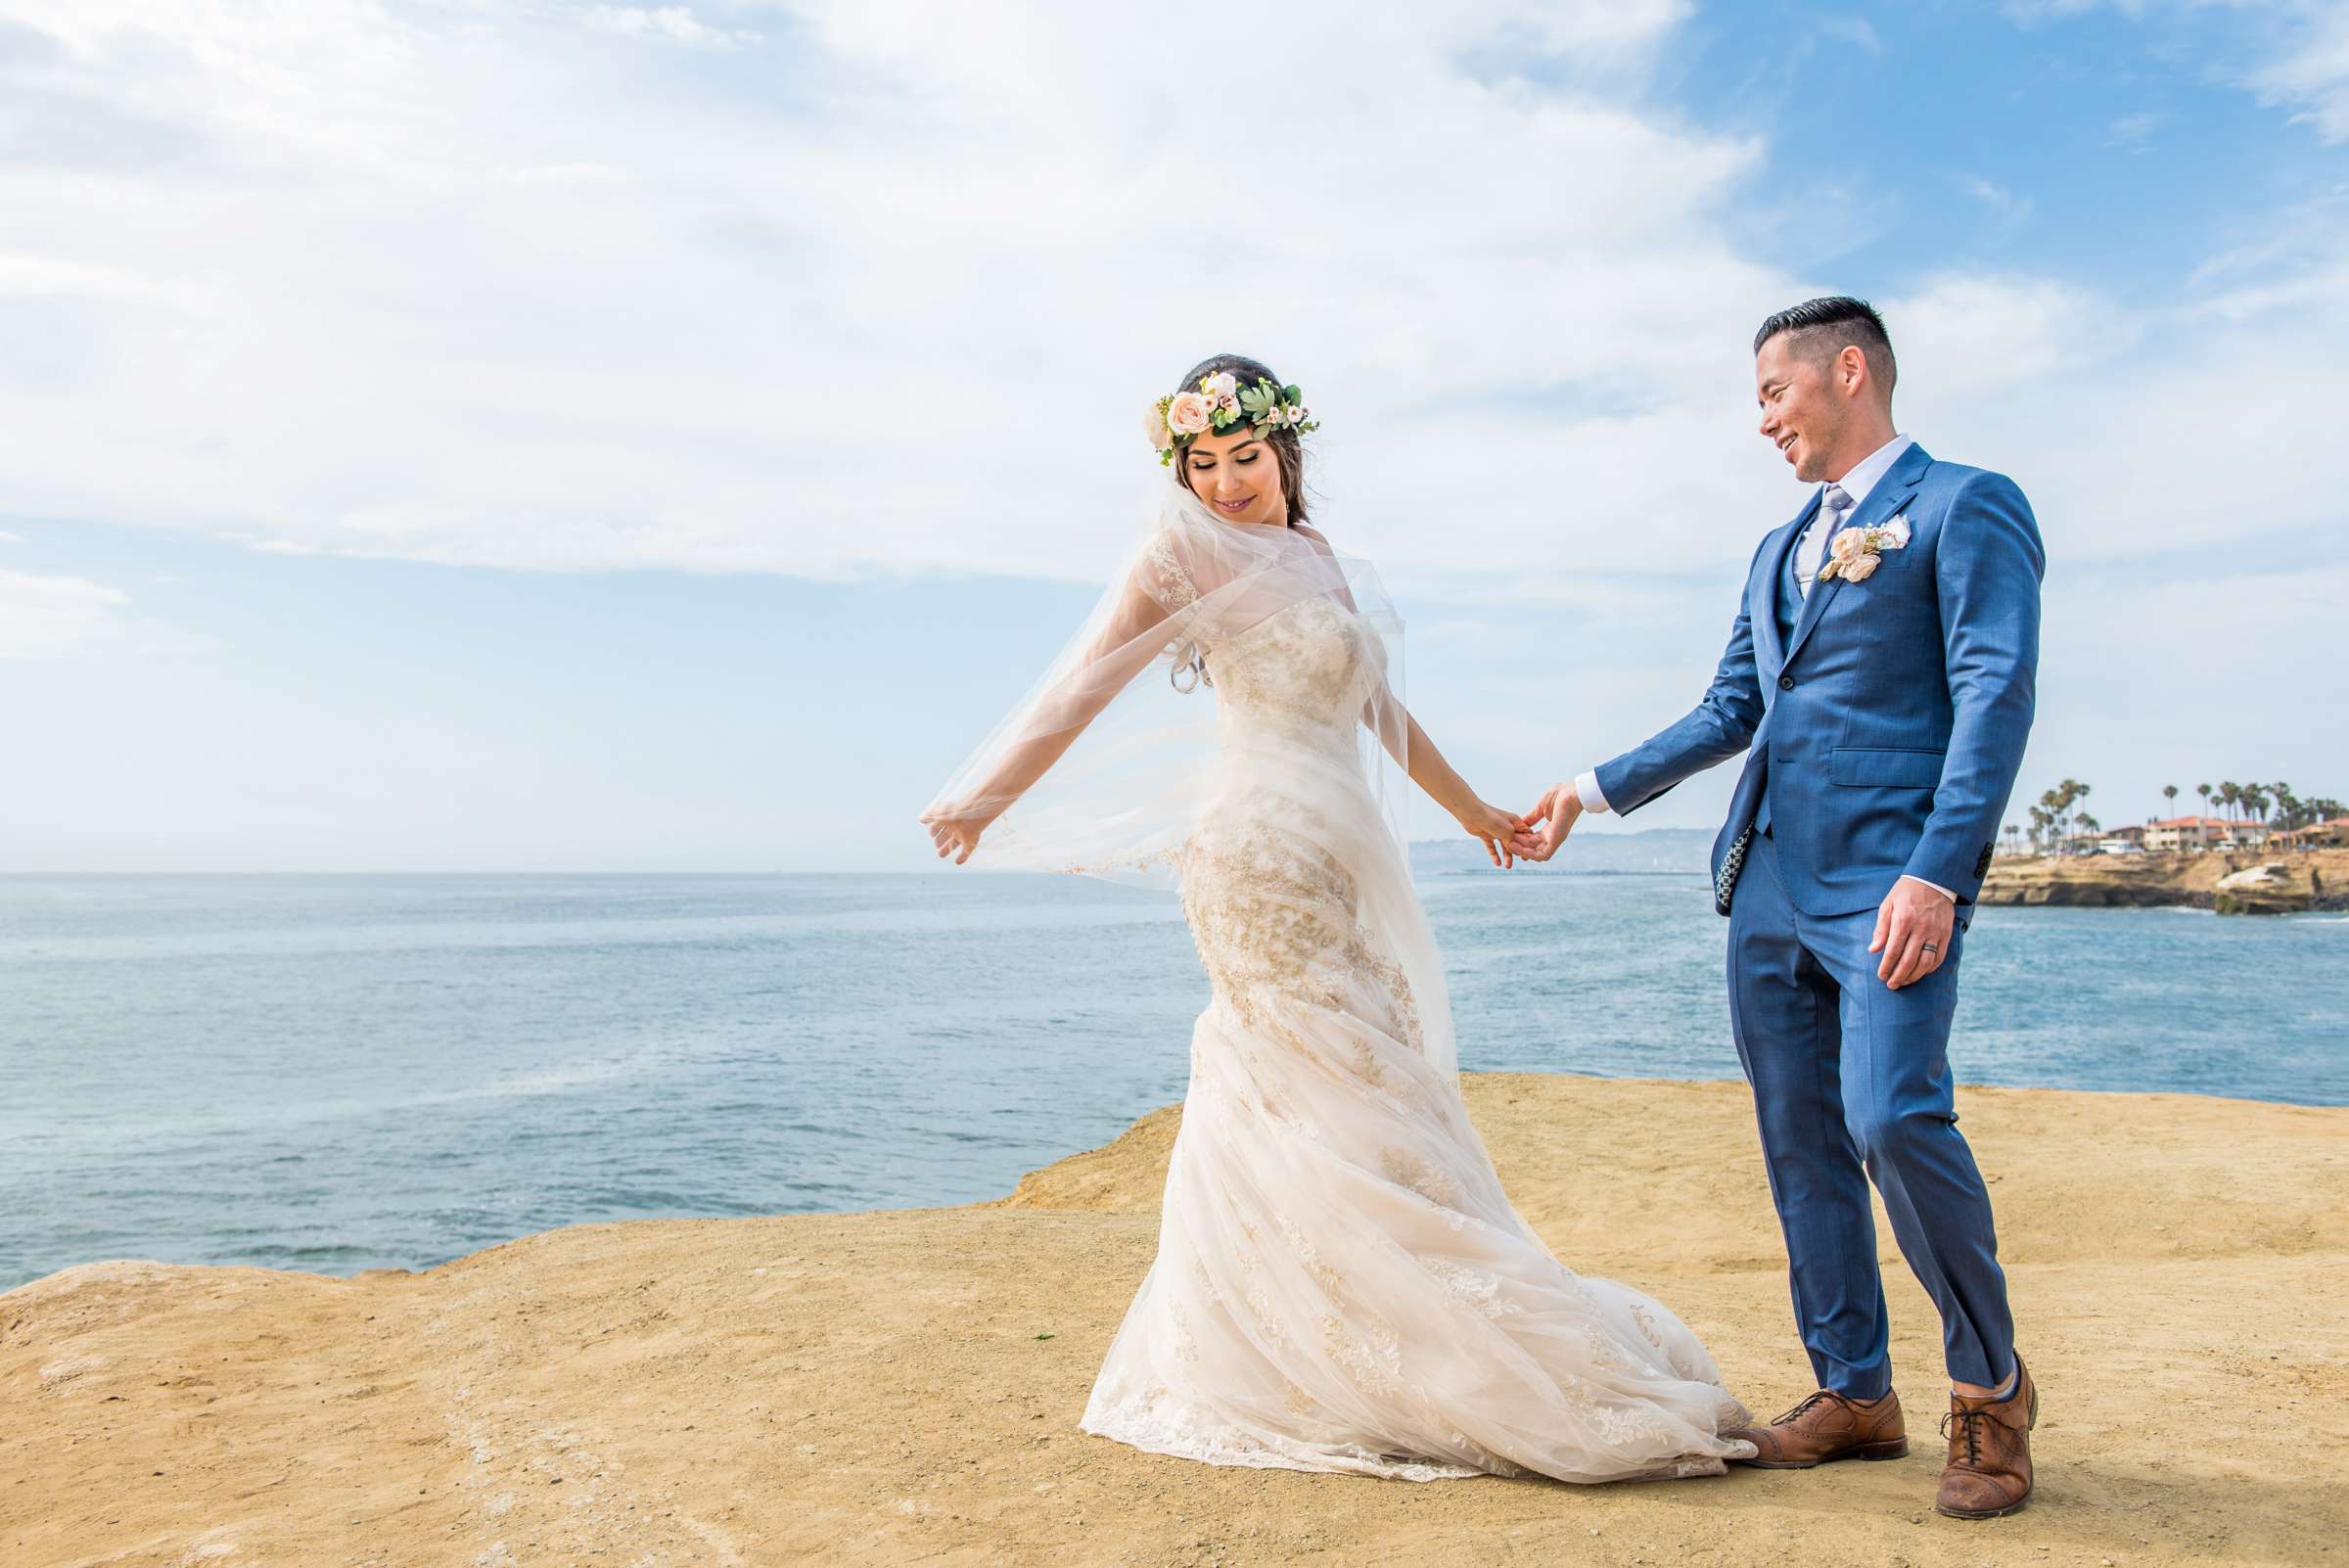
top-left (1180, 427), bottom-right (1287, 527)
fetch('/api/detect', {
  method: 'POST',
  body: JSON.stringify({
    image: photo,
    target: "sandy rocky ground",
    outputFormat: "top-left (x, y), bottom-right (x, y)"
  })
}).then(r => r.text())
top-left (6, 1074), bottom-right (2347, 1568)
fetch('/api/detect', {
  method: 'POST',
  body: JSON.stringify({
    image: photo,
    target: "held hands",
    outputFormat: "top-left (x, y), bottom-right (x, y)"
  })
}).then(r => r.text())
top-left (1515, 781), bottom-right (1585, 863)
top-left (1869, 877), bottom-right (1955, 989)
top-left (1457, 800), bottom-right (1541, 869)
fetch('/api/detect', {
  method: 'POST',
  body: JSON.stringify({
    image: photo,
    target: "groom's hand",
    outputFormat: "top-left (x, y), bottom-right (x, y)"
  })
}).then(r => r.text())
top-left (1519, 782), bottom-right (1584, 862)
top-left (1870, 878), bottom-right (1955, 989)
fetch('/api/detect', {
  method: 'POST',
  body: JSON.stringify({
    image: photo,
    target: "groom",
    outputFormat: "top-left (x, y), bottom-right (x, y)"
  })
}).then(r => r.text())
top-left (1525, 298), bottom-right (2044, 1519)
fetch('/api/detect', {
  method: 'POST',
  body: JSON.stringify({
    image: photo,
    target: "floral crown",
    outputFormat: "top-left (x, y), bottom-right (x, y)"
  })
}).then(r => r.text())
top-left (1146, 371), bottom-right (1318, 465)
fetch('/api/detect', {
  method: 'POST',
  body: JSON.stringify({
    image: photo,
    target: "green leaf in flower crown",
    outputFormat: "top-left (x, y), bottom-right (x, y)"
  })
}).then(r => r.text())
top-left (1281, 385), bottom-right (1301, 403)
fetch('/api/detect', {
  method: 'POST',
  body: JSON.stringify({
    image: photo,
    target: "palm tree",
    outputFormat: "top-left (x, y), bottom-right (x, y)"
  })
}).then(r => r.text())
top-left (2163, 783), bottom-right (2179, 815)
top-left (2040, 784), bottom-right (2079, 853)
top-left (2243, 787), bottom-right (2271, 843)
top-left (2045, 778), bottom-right (2092, 850)
top-left (2272, 781), bottom-right (2303, 832)
top-left (2198, 782), bottom-right (2213, 819)
top-left (2219, 781), bottom-right (2241, 830)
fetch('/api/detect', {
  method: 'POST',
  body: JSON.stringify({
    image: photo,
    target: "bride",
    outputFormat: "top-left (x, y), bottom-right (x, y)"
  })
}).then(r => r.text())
top-left (922, 354), bottom-right (1757, 1483)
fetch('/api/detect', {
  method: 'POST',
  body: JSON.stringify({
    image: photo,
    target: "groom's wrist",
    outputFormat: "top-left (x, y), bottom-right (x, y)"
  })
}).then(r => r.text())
top-left (1573, 770), bottom-right (1611, 814)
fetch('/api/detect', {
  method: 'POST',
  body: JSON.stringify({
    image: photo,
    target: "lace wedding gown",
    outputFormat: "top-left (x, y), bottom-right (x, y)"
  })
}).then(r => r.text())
top-left (1076, 578), bottom-right (1760, 1484)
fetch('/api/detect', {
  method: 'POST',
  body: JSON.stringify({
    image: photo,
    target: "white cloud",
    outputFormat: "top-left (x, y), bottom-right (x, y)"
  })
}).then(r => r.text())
top-left (1886, 273), bottom-right (2140, 394)
top-left (2106, 111), bottom-right (2161, 147)
top-left (0, 1), bottom-right (2338, 664)
top-left (0, 0), bottom-right (1782, 588)
top-left (2246, 3), bottom-right (2349, 141)
top-left (2008, 0), bottom-right (2349, 143)
top-left (0, 570), bottom-right (134, 658)
top-left (1959, 175), bottom-right (2035, 229)
top-left (1822, 16), bottom-right (1886, 54)
top-left (584, 6), bottom-right (763, 49)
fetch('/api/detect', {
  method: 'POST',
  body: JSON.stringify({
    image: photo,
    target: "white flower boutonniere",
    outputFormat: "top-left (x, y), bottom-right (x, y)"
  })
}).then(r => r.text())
top-left (1818, 514), bottom-right (1911, 583)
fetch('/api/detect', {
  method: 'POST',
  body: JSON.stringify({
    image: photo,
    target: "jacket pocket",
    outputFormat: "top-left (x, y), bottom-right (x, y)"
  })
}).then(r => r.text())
top-left (1829, 747), bottom-right (1946, 788)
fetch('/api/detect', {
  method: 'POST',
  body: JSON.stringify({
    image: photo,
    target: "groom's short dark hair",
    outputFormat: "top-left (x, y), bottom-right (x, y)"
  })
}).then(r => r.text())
top-left (1754, 297), bottom-right (1897, 397)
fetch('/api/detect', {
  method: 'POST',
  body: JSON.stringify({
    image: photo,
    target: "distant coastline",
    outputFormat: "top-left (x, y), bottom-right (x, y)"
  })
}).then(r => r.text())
top-left (1980, 848), bottom-right (2349, 915)
top-left (1409, 827), bottom-right (1712, 877)
top-left (1409, 831), bottom-right (2349, 914)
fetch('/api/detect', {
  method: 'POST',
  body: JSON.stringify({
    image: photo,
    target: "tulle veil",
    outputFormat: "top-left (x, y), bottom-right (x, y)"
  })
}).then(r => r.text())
top-left (923, 479), bottom-right (1414, 893)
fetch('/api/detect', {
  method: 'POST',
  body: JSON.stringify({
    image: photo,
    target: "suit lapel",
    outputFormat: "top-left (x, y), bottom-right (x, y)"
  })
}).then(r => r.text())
top-left (1755, 500), bottom-right (1816, 677)
top-left (1781, 442), bottom-right (1932, 669)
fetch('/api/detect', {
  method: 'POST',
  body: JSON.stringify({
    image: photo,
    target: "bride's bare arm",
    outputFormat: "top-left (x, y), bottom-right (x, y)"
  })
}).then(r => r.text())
top-left (922, 573), bottom-right (1170, 864)
top-left (1304, 524), bottom-right (1533, 867)
top-left (1352, 678), bottom-right (1536, 869)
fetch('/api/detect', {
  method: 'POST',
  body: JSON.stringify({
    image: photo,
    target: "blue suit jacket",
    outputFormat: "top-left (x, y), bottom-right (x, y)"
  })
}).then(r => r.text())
top-left (1593, 442), bottom-right (2044, 916)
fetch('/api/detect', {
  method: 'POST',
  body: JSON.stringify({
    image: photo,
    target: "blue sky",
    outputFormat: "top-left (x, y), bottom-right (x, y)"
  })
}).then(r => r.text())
top-left (2, 1), bottom-right (2342, 870)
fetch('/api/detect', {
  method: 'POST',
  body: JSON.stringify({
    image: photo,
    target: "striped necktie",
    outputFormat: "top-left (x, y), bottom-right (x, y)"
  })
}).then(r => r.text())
top-left (1797, 483), bottom-right (1855, 599)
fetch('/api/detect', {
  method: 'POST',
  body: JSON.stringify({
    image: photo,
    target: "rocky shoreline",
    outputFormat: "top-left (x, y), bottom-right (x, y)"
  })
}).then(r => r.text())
top-left (1978, 848), bottom-right (2349, 914)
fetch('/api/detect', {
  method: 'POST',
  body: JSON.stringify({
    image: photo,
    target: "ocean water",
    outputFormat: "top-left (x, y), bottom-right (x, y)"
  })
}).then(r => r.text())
top-left (2, 872), bottom-right (2343, 1292)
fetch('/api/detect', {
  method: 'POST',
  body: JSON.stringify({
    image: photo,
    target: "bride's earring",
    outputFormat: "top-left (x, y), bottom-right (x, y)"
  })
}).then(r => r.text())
top-left (1170, 646), bottom-right (1208, 693)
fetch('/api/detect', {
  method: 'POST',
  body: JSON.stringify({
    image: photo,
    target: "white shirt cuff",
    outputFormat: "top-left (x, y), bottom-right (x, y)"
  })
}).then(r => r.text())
top-left (1901, 874), bottom-right (1956, 902)
top-left (1573, 770), bottom-right (1611, 814)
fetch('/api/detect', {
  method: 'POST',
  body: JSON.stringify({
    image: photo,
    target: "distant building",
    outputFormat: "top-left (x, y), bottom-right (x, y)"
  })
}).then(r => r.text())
top-left (2276, 817), bottom-right (2349, 849)
top-left (2143, 815), bottom-right (2230, 852)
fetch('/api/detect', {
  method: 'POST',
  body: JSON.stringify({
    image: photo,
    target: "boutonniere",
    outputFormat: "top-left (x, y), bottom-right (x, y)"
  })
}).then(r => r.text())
top-left (1817, 514), bottom-right (1911, 583)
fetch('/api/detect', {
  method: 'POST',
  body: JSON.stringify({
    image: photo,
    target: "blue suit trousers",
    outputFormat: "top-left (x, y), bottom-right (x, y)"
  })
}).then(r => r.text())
top-left (1728, 830), bottom-right (2016, 1396)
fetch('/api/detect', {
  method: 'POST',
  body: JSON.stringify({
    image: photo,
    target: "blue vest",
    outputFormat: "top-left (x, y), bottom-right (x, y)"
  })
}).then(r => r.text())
top-left (1760, 511), bottom-right (1835, 837)
top-left (1775, 518), bottom-right (1808, 647)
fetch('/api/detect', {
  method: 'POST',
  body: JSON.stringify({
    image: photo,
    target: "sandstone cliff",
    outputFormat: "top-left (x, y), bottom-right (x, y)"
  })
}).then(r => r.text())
top-left (1978, 848), bottom-right (2349, 913)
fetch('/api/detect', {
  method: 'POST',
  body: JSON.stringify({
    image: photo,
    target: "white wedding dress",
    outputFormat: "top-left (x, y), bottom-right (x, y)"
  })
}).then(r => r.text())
top-left (1070, 562), bottom-right (1760, 1484)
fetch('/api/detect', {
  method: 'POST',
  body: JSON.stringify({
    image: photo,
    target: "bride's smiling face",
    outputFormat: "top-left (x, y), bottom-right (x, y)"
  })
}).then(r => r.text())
top-left (1180, 426), bottom-right (1287, 527)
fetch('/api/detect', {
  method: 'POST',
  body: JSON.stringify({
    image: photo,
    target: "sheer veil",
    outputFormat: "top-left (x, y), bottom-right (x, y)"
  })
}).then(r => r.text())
top-left (923, 479), bottom-right (1412, 890)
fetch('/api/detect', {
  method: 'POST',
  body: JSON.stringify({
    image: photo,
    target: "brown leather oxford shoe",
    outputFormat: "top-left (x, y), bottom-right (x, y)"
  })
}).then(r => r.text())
top-left (1727, 1386), bottom-right (1908, 1468)
top-left (1936, 1352), bottom-right (2039, 1519)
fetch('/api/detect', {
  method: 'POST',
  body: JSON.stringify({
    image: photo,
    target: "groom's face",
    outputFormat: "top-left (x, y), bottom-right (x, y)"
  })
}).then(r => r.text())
top-left (1754, 332), bottom-right (1848, 484)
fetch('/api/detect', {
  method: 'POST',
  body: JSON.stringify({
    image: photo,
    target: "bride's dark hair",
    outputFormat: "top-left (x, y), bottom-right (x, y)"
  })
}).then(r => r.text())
top-left (1173, 352), bottom-right (1312, 530)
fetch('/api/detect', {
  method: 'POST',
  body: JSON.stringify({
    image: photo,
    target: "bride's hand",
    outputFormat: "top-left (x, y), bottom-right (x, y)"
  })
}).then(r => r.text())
top-left (1519, 781), bottom-right (1583, 862)
top-left (1456, 800), bottom-right (1537, 870)
top-left (920, 803), bottom-right (997, 866)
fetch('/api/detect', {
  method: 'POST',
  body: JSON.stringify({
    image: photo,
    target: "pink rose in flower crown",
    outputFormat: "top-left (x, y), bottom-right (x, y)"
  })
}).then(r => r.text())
top-left (1166, 391), bottom-right (1214, 438)
top-left (1145, 400), bottom-right (1174, 452)
top-left (1200, 371), bottom-right (1240, 419)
